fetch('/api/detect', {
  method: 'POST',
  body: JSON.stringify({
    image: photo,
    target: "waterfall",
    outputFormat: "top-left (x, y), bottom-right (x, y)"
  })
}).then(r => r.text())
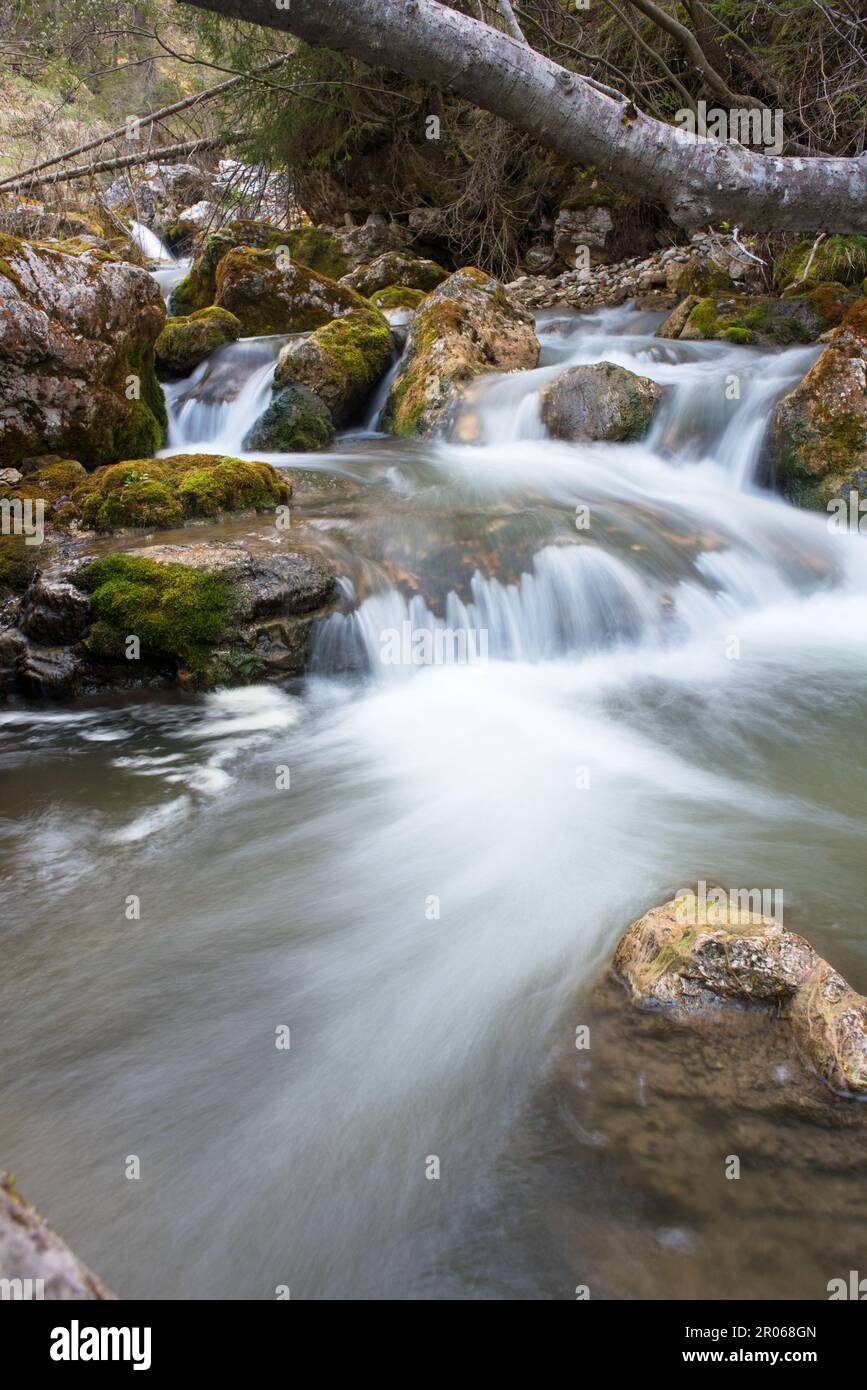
top-left (129, 219), bottom-right (174, 263)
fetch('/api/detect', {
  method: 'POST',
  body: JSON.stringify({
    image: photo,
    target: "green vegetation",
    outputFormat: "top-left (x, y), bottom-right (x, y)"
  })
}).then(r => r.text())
top-left (81, 552), bottom-right (231, 676)
top-left (73, 453), bottom-right (291, 531)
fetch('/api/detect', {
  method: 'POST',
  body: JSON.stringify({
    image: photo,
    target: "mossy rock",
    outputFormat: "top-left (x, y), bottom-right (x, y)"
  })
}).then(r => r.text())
top-left (0, 533), bottom-right (40, 595)
top-left (169, 224), bottom-right (347, 318)
top-left (214, 248), bottom-right (367, 337)
top-left (274, 307), bottom-right (392, 426)
top-left (775, 235), bottom-right (867, 292)
top-left (343, 252), bottom-right (447, 298)
top-left (383, 268), bottom-right (539, 437)
top-left (244, 384), bottom-right (336, 452)
top-left (370, 285), bottom-right (427, 311)
top-left (73, 453), bottom-right (291, 532)
top-left (560, 166), bottom-right (635, 213)
top-left (155, 306), bottom-right (242, 377)
top-left (80, 552), bottom-right (231, 677)
top-left (765, 299), bottom-right (867, 510)
top-left (677, 290), bottom-right (857, 346)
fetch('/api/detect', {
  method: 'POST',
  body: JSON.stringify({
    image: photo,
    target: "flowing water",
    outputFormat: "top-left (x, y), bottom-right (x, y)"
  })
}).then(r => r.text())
top-left (4, 304), bottom-right (867, 1300)
top-left (128, 219), bottom-right (192, 306)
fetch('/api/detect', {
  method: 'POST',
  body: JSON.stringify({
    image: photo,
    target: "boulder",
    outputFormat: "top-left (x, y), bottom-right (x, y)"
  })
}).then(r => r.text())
top-left (332, 213), bottom-right (411, 271)
top-left (657, 287), bottom-right (858, 346)
top-left (382, 268), bottom-right (539, 437)
top-left (553, 206), bottom-right (612, 267)
top-left (341, 251), bottom-right (447, 298)
top-left (0, 1171), bottom-right (114, 1300)
top-left (273, 308), bottom-right (392, 427)
top-left (214, 249), bottom-right (366, 336)
top-left (244, 384), bottom-right (336, 452)
top-left (764, 299), bottom-right (867, 509)
top-left (0, 235), bottom-right (166, 468)
top-left (613, 894), bottom-right (867, 1095)
top-left (155, 306), bottom-right (242, 377)
top-left (71, 453), bottom-right (291, 532)
top-left (540, 362), bottom-right (662, 442)
top-left (168, 222), bottom-right (349, 317)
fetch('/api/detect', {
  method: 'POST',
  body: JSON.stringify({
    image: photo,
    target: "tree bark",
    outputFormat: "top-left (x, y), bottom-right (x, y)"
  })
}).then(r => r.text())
top-left (181, 0), bottom-right (867, 232)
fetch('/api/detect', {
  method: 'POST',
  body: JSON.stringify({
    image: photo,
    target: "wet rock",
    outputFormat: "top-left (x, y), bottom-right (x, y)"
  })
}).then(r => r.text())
top-left (214, 249), bottom-right (366, 336)
top-left (18, 571), bottom-right (90, 645)
top-left (764, 298), bottom-right (867, 510)
top-left (341, 251), bottom-right (447, 298)
top-left (0, 1171), bottom-right (114, 1300)
top-left (540, 362), bottom-right (662, 442)
top-left (612, 894), bottom-right (867, 1094)
top-left (273, 307), bottom-right (392, 427)
top-left (155, 305), bottom-right (241, 377)
top-left (382, 268), bottom-right (539, 437)
top-left (0, 235), bottom-right (166, 467)
top-left (244, 384), bottom-right (336, 452)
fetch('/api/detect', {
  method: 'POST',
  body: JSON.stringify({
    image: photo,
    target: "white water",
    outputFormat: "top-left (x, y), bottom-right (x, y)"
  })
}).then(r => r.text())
top-left (4, 302), bottom-right (867, 1300)
top-left (127, 219), bottom-right (192, 306)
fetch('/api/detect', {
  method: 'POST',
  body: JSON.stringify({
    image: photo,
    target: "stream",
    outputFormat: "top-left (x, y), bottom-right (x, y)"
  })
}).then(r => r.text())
top-left (3, 302), bottom-right (867, 1299)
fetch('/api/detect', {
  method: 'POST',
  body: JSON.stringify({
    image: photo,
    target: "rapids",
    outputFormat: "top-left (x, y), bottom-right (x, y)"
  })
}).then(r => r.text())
top-left (3, 303), bottom-right (867, 1299)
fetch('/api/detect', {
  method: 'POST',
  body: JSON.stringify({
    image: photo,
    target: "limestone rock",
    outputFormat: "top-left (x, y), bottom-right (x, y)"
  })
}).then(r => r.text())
top-left (540, 362), bottom-right (662, 442)
top-left (0, 1171), bottom-right (114, 1300)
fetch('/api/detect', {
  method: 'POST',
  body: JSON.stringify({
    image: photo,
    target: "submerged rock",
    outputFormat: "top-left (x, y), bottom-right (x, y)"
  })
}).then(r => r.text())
top-left (764, 299), bottom-right (867, 510)
top-left (273, 307), bottom-right (392, 427)
top-left (155, 306), bottom-right (241, 377)
top-left (244, 384), bottom-right (336, 452)
top-left (0, 1171), bottom-right (114, 1300)
top-left (612, 894), bottom-right (867, 1095)
top-left (382, 268), bottom-right (539, 437)
top-left (0, 235), bottom-right (166, 467)
top-left (540, 362), bottom-right (662, 442)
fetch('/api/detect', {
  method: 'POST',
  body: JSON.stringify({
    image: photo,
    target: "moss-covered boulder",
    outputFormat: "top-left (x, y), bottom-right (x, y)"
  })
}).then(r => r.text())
top-left (540, 362), bottom-right (662, 442)
top-left (612, 894), bottom-right (867, 1095)
top-left (155, 306), bottom-right (242, 377)
top-left (382, 268), bottom-right (539, 437)
top-left (658, 288), bottom-right (858, 346)
top-left (214, 248), bottom-right (368, 337)
top-left (370, 285), bottom-right (427, 311)
top-left (169, 223), bottom-right (349, 318)
top-left (342, 251), bottom-right (447, 298)
top-left (274, 307), bottom-right (392, 427)
top-left (81, 552), bottom-right (232, 678)
top-left (0, 235), bottom-right (166, 467)
top-left (244, 384), bottom-right (336, 452)
top-left (765, 299), bottom-right (867, 510)
top-left (78, 540), bottom-right (337, 687)
top-left (72, 453), bottom-right (291, 532)
top-left (775, 235), bottom-right (867, 292)
top-left (0, 533), bottom-right (40, 597)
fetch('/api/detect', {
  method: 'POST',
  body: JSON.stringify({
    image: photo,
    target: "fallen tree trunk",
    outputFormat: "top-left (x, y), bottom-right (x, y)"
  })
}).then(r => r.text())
top-left (182, 0), bottom-right (867, 232)
top-left (0, 56), bottom-right (288, 192)
top-left (0, 134), bottom-right (237, 194)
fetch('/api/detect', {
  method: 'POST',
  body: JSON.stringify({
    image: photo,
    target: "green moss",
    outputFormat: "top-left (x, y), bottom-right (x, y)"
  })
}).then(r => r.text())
top-left (0, 533), bottom-right (40, 594)
top-left (73, 453), bottom-right (291, 532)
top-left (370, 285), bottom-right (426, 310)
top-left (776, 235), bottom-right (867, 290)
top-left (560, 167), bottom-right (634, 213)
top-left (280, 226), bottom-right (348, 279)
top-left (722, 326), bottom-right (755, 344)
top-left (244, 384), bottom-right (336, 452)
top-left (155, 305), bottom-right (241, 377)
top-left (80, 552), bottom-right (231, 676)
top-left (275, 307), bottom-right (392, 425)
